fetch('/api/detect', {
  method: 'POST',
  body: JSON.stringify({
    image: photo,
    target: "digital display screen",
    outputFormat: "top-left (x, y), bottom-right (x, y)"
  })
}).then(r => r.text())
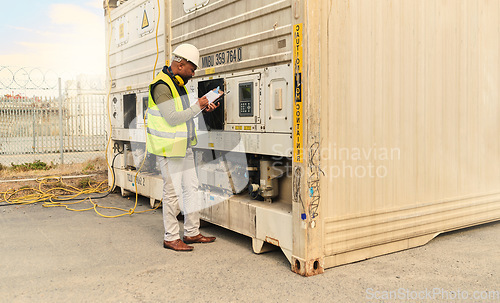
top-left (239, 82), bottom-right (253, 117)
top-left (240, 84), bottom-right (252, 100)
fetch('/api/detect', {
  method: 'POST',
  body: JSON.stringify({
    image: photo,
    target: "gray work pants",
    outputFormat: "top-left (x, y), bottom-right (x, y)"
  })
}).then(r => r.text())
top-left (158, 148), bottom-right (201, 241)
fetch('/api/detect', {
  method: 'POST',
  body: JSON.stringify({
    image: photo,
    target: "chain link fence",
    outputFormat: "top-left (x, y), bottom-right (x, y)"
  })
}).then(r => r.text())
top-left (0, 66), bottom-right (107, 166)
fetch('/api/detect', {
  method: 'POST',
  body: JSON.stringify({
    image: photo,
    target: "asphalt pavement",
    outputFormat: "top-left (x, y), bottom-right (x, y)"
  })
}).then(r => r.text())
top-left (1, 193), bottom-right (499, 302)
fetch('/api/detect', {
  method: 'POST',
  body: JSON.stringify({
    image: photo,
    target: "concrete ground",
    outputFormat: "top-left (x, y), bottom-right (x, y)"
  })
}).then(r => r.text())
top-left (1, 193), bottom-right (499, 303)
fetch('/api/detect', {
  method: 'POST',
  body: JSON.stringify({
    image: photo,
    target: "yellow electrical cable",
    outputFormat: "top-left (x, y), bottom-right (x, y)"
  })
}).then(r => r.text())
top-left (152, 0), bottom-right (161, 78)
top-left (104, 0), bottom-right (115, 192)
top-left (130, 0), bottom-right (163, 215)
top-left (0, 175), bottom-right (161, 218)
top-left (50, 0), bottom-right (164, 218)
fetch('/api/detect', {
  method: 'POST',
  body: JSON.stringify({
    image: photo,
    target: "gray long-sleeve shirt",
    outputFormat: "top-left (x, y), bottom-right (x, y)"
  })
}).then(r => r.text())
top-left (152, 83), bottom-right (201, 146)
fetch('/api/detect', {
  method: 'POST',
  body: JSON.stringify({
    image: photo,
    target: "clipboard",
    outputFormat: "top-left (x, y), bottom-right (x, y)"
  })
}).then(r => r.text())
top-left (194, 87), bottom-right (226, 118)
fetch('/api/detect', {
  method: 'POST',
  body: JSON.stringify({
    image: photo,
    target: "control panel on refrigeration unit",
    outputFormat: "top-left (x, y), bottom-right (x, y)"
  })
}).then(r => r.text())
top-left (238, 82), bottom-right (253, 117)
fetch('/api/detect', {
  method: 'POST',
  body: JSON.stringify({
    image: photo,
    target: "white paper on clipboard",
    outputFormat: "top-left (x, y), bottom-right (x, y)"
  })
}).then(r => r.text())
top-left (204, 87), bottom-right (223, 104)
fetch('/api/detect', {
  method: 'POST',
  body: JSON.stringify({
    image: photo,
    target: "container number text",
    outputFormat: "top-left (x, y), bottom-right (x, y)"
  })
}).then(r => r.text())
top-left (201, 48), bottom-right (242, 68)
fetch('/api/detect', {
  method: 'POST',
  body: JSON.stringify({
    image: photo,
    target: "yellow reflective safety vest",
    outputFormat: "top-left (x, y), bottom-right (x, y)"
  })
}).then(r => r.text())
top-left (146, 71), bottom-right (197, 157)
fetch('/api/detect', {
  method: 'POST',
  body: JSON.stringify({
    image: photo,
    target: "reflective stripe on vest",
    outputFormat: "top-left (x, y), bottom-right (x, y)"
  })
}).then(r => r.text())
top-left (145, 71), bottom-right (197, 157)
top-left (146, 127), bottom-right (188, 139)
top-left (147, 108), bottom-right (163, 117)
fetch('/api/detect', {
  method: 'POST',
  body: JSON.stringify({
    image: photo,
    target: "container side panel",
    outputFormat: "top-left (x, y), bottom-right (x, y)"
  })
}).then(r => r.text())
top-left (320, 0), bottom-right (500, 262)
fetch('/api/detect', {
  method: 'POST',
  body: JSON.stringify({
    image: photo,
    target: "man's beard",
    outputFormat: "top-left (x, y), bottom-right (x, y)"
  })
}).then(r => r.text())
top-left (181, 75), bottom-right (191, 83)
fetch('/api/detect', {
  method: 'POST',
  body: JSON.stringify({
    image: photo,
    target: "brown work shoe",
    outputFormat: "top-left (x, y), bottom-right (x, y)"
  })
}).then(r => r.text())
top-left (183, 234), bottom-right (216, 244)
top-left (163, 239), bottom-right (194, 251)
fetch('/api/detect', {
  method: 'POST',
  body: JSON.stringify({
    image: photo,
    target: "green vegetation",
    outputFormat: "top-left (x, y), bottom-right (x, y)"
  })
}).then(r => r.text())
top-left (81, 157), bottom-right (107, 174)
top-left (78, 177), bottom-right (91, 188)
top-left (82, 162), bottom-right (95, 174)
top-left (10, 160), bottom-right (51, 171)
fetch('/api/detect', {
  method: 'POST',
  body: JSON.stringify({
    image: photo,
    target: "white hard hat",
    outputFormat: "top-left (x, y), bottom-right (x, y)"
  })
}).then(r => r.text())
top-left (172, 44), bottom-right (200, 68)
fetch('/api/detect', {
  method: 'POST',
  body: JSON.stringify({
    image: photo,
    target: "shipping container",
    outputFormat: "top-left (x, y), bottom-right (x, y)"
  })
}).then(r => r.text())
top-left (105, 0), bottom-right (500, 276)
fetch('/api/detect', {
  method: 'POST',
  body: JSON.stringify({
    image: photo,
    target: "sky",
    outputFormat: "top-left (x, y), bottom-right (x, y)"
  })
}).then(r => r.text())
top-left (0, 0), bottom-right (106, 76)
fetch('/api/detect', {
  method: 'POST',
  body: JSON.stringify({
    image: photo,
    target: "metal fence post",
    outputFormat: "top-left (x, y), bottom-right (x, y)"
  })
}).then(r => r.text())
top-left (58, 77), bottom-right (64, 164)
top-left (32, 96), bottom-right (36, 157)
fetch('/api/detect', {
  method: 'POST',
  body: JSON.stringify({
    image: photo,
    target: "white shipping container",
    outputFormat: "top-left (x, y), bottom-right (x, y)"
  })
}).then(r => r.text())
top-left (105, 0), bottom-right (500, 276)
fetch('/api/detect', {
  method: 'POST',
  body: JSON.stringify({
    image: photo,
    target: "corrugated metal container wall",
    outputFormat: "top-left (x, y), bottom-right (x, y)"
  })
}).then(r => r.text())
top-left (302, 0), bottom-right (500, 269)
top-left (170, 0), bottom-right (292, 73)
top-left (106, 0), bottom-right (166, 92)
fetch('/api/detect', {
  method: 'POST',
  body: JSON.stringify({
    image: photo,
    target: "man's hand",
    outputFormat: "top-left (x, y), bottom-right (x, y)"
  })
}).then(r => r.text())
top-left (203, 102), bottom-right (220, 112)
top-left (197, 96), bottom-right (209, 109)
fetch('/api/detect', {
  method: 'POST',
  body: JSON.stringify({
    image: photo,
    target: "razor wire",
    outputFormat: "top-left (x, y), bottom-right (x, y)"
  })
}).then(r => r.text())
top-left (0, 66), bottom-right (105, 92)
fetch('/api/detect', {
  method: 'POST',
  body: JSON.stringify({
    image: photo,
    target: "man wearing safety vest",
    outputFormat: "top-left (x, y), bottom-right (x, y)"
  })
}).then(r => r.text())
top-left (146, 44), bottom-right (219, 251)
